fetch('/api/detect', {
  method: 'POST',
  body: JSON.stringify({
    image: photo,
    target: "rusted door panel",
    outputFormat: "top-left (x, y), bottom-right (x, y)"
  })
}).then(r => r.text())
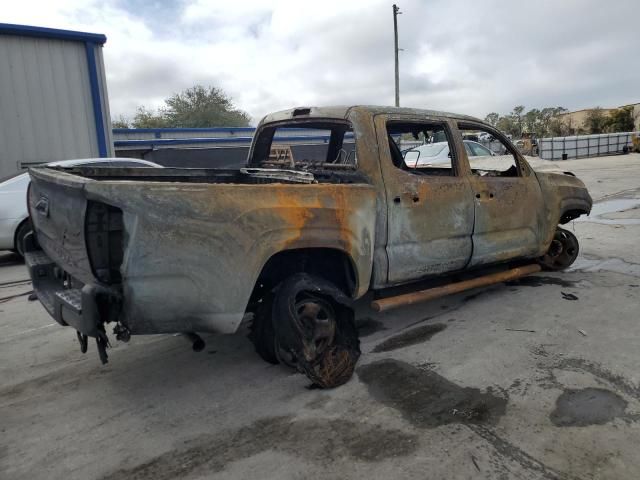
top-left (467, 174), bottom-right (544, 267)
top-left (374, 114), bottom-right (475, 285)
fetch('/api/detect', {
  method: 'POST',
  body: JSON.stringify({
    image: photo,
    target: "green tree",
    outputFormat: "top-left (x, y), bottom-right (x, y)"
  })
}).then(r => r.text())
top-left (485, 105), bottom-right (568, 137)
top-left (484, 112), bottom-right (500, 127)
top-left (496, 115), bottom-right (516, 136)
top-left (584, 107), bottom-right (609, 134)
top-left (131, 106), bottom-right (171, 128)
top-left (111, 115), bottom-right (130, 129)
top-left (607, 106), bottom-right (634, 132)
top-left (164, 85), bottom-right (250, 127)
top-left (538, 107), bottom-right (567, 137)
top-left (511, 105), bottom-right (525, 138)
top-left (524, 108), bottom-right (540, 136)
top-left (128, 85), bottom-right (250, 129)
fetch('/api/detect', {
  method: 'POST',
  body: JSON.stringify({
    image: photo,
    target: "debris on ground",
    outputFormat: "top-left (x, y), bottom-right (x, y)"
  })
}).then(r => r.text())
top-left (561, 292), bottom-right (579, 301)
top-left (470, 454), bottom-right (481, 472)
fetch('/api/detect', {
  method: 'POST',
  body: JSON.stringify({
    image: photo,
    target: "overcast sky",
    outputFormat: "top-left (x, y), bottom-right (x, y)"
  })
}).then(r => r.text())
top-left (4, 0), bottom-right (639, 124)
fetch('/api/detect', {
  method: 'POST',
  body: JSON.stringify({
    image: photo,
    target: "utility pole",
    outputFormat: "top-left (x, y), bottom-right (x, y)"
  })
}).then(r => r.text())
top-left (393, 4), bottom-right (401, 107)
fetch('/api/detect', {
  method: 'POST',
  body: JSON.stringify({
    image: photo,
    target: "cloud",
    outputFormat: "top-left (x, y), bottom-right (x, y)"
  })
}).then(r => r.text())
top-left (3, 0), bottom-right (639, 124)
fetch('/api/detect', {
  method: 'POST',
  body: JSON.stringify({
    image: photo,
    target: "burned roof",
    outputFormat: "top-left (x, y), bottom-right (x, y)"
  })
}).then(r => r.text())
top-left (261, 105), bottom-right (482, 124)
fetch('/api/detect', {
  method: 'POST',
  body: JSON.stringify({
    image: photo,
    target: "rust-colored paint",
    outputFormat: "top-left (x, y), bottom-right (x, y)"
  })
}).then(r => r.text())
top-left (273, 187), bottom-right (322, 247)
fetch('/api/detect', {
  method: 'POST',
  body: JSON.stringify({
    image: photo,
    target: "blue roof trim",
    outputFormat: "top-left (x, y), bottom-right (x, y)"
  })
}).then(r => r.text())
top-left (111, 127), bottom-right (339, 134)
top-left (0, 23), bottom-right (107, 44)
top-left (112, 127), bottom-right (257, 134)
top-left (114, 134), bottom-right (355, 148)
top-left (115, 137), bottom-right (254, 147)
top-left (85, 42), bottom-right (108, 157)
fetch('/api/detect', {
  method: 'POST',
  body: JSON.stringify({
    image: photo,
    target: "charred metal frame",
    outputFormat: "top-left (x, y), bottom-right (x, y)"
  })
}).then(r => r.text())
top-left (26, 106), bottom-right (593, 347)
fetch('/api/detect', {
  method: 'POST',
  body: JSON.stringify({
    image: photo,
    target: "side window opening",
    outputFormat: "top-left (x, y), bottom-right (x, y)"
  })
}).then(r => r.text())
top-left (458, 124), bottom-right (519, 177)
top-left (387, 122), bottom-right (454, 176)
top-left (251, 121), bottom-right (356, 170)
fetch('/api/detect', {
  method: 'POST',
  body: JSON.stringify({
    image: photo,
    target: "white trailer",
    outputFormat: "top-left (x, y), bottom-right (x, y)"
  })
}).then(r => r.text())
top-left (538, 132), bottom-right (638, 160)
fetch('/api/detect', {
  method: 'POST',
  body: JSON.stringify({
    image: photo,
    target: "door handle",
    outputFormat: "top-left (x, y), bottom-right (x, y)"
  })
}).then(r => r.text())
top-left (403, 190), bottom-right (420, 203)
top-left (475, 192), bottom-right (495, 200)
top-left (395, 192), bottom-right (420, 204)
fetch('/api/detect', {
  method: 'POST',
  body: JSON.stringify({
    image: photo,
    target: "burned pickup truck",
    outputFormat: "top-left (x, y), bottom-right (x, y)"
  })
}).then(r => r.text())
top-left (25, 106), bottom-right (592, 387)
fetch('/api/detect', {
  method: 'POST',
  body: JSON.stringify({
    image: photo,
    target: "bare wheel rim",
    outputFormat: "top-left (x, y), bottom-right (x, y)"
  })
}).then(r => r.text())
top-left (543, 230), bottom-right (579, 269)
top-left (294, 294), bottom-right (336, 363)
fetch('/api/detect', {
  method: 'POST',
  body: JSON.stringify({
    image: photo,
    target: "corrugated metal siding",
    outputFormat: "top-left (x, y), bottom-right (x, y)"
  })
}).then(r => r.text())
top-left (0, 35), bottom-right (111, 178)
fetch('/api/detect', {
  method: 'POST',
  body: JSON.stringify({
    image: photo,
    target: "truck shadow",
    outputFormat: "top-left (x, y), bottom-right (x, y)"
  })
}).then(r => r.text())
top-left (97, 331), bottom-right (290, 398)
top-left (1, 331), bottom-right (289, 410)
top-left (0, 251), bottom-right (23, 266)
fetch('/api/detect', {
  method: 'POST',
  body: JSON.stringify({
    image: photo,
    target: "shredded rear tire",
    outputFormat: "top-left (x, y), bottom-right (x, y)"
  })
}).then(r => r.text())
top-left (248, 293), bottom-right (279, 365)
top-left (272, 273), bottom-right (360, 389)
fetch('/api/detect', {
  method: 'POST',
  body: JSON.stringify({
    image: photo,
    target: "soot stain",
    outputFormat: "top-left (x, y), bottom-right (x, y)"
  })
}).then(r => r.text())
top-left (357, 359), bottom-right (507, 427)
top-left (506, 276), bottom-right (576, 288)
top-left (359, 360), bottom-right (569, 479)
top-left (100, 415), bottom-right (419, 480)
top-left (357, 317), bottom-right (387, 337)
top-left (541, 357), bottom-right (640, 402)
top-left (372, 323), bottom-right (447, 353)
top-left (550, 388), bottom-right (628, 427)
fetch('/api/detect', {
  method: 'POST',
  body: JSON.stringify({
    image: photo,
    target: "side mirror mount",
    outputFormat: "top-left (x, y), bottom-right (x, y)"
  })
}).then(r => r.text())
top-left (404, 150), bottom-right (420, 167)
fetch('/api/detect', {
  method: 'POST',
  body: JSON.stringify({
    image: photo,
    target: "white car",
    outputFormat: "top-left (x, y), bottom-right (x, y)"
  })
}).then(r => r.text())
top-left (0, 157), bottom-right (161, 256)
top-left (403, 140), bottom-right (495, 168)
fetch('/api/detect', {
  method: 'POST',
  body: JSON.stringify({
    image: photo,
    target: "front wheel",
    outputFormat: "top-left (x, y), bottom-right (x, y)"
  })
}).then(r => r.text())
top-left (272, 273), bottom-right (360, 389)
top-left (539, 228), bottom-right (579, 271)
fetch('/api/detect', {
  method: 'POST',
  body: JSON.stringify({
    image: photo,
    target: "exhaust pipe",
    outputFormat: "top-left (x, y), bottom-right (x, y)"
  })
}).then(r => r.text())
top-left (183, 332), bottom-right (205, 352)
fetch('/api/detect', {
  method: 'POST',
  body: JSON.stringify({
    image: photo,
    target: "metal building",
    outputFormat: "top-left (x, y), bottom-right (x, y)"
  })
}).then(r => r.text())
top-left (0, 23), bottom-right (113, 179)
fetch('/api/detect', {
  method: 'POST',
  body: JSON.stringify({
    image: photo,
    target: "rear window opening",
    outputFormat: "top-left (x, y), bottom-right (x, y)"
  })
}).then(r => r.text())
top-left (250, 121), bottom-right (357, 171)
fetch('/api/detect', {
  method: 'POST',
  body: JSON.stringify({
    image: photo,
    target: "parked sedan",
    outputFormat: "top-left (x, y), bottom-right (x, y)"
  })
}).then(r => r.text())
top-left (0, 158), bottom-right (161, 256)
top-left (403, 140), bottom-right (495, 168)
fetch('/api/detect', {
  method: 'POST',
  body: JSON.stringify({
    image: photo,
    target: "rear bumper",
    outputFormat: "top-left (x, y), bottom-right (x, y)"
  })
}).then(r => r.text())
top-left (25, 248), bottom-right (120, 338)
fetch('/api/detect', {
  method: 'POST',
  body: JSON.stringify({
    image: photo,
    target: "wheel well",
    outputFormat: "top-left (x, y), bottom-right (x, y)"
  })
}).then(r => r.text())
top-left (248, 248), bottom-right (357, 309)
top-left (560, 209), bottom-right (588, 224)
top-left (13, 218), bottom-right (31, 251)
